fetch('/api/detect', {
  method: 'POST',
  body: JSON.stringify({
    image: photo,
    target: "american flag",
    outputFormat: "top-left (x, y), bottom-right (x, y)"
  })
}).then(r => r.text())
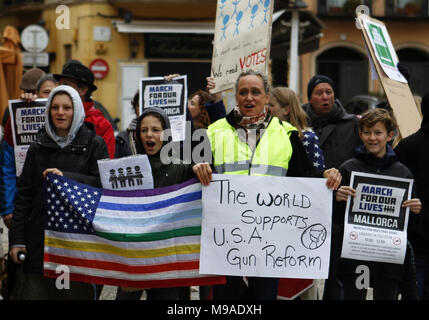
top-left (43, 173), bottom-right (225, 288)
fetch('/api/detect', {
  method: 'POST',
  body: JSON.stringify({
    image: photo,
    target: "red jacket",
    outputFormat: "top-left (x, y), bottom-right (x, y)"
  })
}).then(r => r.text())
top-left (83, 101), bottom-right (115, 158)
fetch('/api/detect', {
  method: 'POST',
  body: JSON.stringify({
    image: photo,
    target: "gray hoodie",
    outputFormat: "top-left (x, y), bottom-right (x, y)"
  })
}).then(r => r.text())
top-left (44, 85), bottom-right (85, 148)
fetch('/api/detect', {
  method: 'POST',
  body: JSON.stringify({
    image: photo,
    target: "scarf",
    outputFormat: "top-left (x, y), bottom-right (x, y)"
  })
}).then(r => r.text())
top-left (305, 99), bottom-right (353, 132)
top-left (232, 105), bottom-right (271, 151)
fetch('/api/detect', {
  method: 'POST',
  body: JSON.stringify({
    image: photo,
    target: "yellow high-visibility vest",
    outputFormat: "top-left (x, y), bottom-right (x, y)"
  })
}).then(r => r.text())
top-left (207, 118), bottom-right (296, 176)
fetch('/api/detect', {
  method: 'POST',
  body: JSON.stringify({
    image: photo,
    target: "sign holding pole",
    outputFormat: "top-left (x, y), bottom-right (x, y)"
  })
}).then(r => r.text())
top-left (210, 0), bottom-right (274, 93)
top-left (357, 13), bottom-right (421, 138)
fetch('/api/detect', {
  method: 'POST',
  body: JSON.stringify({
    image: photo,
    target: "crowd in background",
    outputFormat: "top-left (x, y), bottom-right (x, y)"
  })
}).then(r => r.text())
top-left (0, 60), bottom-right (428, 301)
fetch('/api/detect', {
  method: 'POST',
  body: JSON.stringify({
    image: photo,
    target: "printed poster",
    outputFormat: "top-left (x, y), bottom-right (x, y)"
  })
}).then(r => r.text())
top-left (139, 75), bottom-right (187, 142)
top-left (360, 15), bottom-right (407, 83)
top-left (200, 174), bottom-right (332, 279)
top-left (210, 0), bottom-right (274, 92)
top-left (97, 155), bottom-right (153, 191)
top-left (341, 172), bottom-right (413, 264)
top-left (8, 99), bottom-right (47, 176)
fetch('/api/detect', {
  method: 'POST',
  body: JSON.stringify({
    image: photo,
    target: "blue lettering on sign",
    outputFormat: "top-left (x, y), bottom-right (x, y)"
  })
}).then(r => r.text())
top-left (361, 185), bottom-right (393, 196)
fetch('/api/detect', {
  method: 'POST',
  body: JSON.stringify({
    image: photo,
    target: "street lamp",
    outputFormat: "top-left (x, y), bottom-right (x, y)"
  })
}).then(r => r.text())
top-left (288, 0), bottom-right (307, 94)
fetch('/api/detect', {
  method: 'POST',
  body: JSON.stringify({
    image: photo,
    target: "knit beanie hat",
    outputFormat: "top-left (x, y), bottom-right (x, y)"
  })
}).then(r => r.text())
top-left (307, 75), bottom-right (335, 101)
top-left (20, 68), bottom-right (45, 92)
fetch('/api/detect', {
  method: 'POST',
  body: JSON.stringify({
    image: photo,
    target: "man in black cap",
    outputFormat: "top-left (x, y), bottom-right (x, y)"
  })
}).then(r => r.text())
top-left (53, 60), bottom-right (115, 158)
top-left (302, 75), bottom-right (361, 300)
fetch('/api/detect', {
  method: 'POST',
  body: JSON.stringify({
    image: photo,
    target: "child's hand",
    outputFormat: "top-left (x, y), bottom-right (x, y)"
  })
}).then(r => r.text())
top-left (335, 186), bottom-right (356, 202)
top-left (323, 168), bottom-right (342, 190)
top-left (193, 163), bottom-right (212, 186)
top-left (402, 198), bottom-right (422, 214)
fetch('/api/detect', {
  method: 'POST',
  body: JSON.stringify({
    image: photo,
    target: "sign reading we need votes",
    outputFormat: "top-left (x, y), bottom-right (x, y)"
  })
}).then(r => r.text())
top-left (210, 0), bottom-right (274, 93)
top-left (199, 174), bottom-right (332, 279)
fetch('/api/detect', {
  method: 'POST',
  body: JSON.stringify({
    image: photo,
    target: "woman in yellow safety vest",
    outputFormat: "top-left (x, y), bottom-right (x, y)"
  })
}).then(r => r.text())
top-left (193, 69), bottom-right (341, 300)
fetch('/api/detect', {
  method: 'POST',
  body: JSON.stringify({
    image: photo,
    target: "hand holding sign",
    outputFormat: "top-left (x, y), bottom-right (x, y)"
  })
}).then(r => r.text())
top-left (402, 198), bottom-right (421, 214)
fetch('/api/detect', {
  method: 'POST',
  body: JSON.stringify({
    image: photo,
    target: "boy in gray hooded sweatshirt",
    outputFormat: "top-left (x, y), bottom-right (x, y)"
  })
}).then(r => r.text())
top-left (8, 85), bottom-right (109, 299)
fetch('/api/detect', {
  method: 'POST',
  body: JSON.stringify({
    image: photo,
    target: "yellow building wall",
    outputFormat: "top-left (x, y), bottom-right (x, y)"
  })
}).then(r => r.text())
top-left (42, 3), bottom-right (131, 119)
top-left (38, 1), bottom-right (217, 120)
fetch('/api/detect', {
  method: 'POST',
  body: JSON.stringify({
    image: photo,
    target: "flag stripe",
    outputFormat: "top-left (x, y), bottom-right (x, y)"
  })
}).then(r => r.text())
top-left (45, 230), bottom-right (200, 251)
top-left (102, 177), bottom-right (200, 198)
top-left (44, 262), bottom-right (210, 280)
top-left (45, 244), bottom-right (200, 266)
top-left (93, 217), bottom-right (202, 236)
top-left (94, 200), bottom-right (202, 218)
top-left (44, 253), bottom-right (200, 274)
top-left (98, 191), bottom-right (201, 211)
top-left (43, 269), bottom-right (224, 289)
top-left (93, 208), bottom-right (201, 228)
top-left (45, 236), bottom-right (200, 258)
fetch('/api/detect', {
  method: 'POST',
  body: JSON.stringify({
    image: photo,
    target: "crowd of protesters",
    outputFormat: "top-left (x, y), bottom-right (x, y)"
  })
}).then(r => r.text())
top-left (0, 59), bottom-right (427, 301)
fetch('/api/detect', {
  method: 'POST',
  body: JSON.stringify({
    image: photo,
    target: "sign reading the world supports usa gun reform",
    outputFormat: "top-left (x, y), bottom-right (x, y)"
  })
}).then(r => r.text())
top-left (341, 172), bottom-right (413, 264)
top-left (8, 99), bottom-right (47, 176)
top-left (139, 75), bottom-right (187, 141)
top-left (199, 174), bottom-right (332, 279)
top-left (210, 0), bottom-right (274, 93)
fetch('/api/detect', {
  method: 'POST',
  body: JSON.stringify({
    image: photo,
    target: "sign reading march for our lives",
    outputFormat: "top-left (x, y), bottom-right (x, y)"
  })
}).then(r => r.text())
top-left (199, 174), bottom-right (332, 279)
top-left (97, 155), bottom-right (154, 191)
top-left (210, 0), bottom-right (274, 93)
top-left (341, 172), bottom-right (413, 264)
top-left (139, 75), bottom-right (187, 142)
top-left (8, 99), bottom-right (47, 176)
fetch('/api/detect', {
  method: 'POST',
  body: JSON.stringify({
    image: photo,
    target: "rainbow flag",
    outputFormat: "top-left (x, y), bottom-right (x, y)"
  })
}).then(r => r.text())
top-left (43, 173), bottom-right (225, 288)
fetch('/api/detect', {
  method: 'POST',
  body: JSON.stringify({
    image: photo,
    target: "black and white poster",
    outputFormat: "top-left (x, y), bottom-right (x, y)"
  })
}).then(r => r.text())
top-left (97, 155), bottom-right (154, 191)
top-left (8, 99), bottom-right (47, 176)
top-left (341, 171), bottom-right (413, 264)
top-left (139, 75), bottom-right (187, 142)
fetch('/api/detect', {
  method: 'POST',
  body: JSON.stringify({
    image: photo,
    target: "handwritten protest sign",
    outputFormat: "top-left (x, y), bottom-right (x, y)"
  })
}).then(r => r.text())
top-left (97, 155), bottom-right (153, 191)
top-left (341, 172), bottom-right (412, 264)
top-left (199, 174), bottom-right (332, 279)
top-left (357, 13), bottom-right (420, 138)
top-left (8, 99), bottom-right (47, 176)
top-left (210, 0), bottom-right (274, 93)
top-left (139, 75), bottom-right (187, 141)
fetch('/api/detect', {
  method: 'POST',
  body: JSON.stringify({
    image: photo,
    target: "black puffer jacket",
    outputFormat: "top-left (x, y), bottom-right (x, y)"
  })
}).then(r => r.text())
top-left (9, 122), bottom-right (109, 273)
top-left (335, 144), bottom-right (416, 281)
top-left (302, 99), bottom-right (362, 169)
top-left (395, 100), bottom-right (429, 255)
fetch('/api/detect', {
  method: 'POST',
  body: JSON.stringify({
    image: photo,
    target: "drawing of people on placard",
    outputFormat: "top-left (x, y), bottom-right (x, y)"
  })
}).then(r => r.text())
top-left (232, 0), bottom-right (241, 18)
top-left (109, 169), bottom-right (118, 189)
top-left (219, 0), bottom-right (228, 18)
top-left (126, 167), bottom-right (135, 187)
top-left (263, 0), bottom-right (270, 24)
top-left (221, 14), bottom-right (230, 40)
top-left (250, 4), bottom-right (259, 28)
top-left (117, 167), bottom-right (127, 188)
top-left (134, 165), bottom-right (143, 186)
top-left (234, 10), bottom-right (243, 36)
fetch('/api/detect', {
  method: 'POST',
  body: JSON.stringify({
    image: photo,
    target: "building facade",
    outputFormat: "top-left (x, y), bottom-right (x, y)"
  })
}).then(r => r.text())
top-left (1, 0), bottom-right (429, 128)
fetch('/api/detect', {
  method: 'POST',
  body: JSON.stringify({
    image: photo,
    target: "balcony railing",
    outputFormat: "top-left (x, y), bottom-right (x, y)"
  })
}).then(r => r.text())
top-left (1, 0), bottom-right (43, 11)
top-left (385, 0), bottom-right (428, 17)
top-left (318, 0), bottom-right (373, 16)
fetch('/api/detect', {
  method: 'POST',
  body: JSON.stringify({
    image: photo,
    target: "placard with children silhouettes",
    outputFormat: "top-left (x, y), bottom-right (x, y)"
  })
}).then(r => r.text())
top-left (97, 155), bottom-right (154, 191)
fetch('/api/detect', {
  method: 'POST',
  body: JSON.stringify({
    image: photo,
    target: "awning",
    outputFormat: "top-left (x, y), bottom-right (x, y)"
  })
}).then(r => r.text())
top-left (112, 10), bottom-right (286, 35)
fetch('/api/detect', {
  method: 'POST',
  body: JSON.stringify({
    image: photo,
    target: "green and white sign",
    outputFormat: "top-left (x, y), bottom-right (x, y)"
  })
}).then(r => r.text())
top-left (362, 16), bottom-right (407, 83)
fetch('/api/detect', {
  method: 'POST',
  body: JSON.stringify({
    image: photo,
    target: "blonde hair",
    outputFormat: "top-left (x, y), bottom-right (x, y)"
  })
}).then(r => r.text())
top-left (270, 87), bottom-right (309, 138)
